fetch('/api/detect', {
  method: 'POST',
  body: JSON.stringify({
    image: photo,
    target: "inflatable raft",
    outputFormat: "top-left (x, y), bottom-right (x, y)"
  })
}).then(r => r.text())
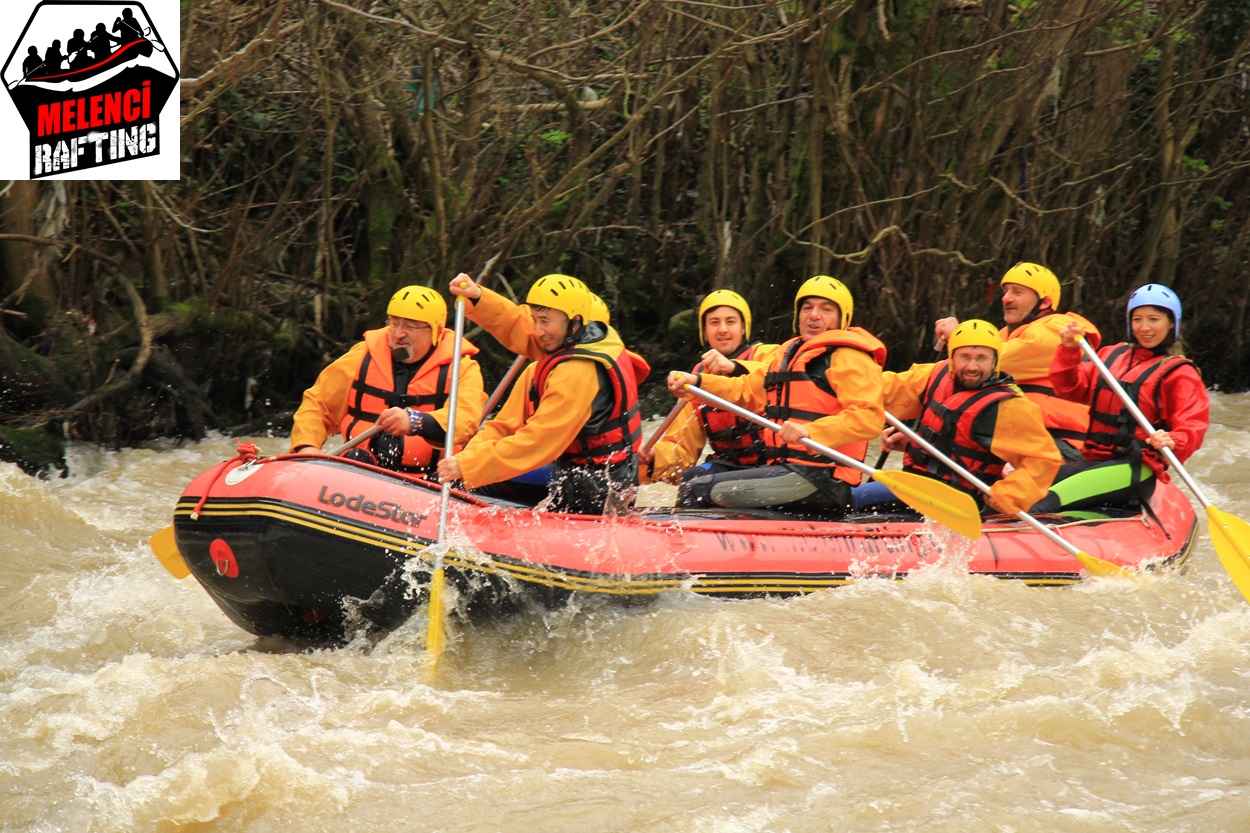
top-left (25, 39), bottom-right (153, 85)
top-left (165, 452), bottom-right (1199, 644)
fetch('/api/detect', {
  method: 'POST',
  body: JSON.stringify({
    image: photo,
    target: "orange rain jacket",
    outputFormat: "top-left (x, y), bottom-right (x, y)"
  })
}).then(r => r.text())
top-left (999, 313), bottom-right (1101, 448)
top-left (454, 292), bottom-right (648, 489)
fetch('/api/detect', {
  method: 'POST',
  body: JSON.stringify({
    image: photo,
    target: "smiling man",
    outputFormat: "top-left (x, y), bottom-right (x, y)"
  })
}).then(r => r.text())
top-left (438, 273), bottom-right (648, 515)
top-left (870, 319), bottom-right (1061, 516)
top-left (665, 276), bottom-right (886, 516)
top-left (934, 262), bottom-right (1101, 462)
top-left (290, 285), bottom-right (486, 474)
top-left (640, 289), bottom-right (778, 485)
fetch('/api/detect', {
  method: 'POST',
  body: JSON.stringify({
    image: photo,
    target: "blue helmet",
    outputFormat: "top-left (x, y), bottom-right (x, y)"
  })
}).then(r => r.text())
top-left (1126, 283), bottom-right (1181, 341)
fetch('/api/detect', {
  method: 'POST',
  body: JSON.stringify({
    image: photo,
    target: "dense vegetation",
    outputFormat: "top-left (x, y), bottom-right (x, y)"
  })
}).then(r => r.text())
top-left (3, 0), bottom-right (1249, 473)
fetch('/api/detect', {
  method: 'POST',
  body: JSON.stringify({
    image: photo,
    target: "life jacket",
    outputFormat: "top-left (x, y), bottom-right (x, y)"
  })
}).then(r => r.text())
top-left (762, 327), bottom-right (887, 485)
top-left (1004, 312), bottom-right (1099, 447)
top-left (693, 343), bottom-right (769, 467)
top-left (1083, 343), bottom-right (1195, 476)
top-left (341, 327), bottom-right (479, 469)
top-left (527, 327), bottom-right (644, 466)
top-left (903, 362), bottom-right (1020, 496)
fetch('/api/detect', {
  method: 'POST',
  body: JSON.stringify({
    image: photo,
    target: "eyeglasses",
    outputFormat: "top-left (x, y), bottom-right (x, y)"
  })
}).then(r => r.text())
top-left (386, 318), bottom-right (432, 333)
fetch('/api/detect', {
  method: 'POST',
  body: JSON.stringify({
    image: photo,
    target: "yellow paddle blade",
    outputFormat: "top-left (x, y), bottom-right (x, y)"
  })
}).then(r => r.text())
top-left (1207, 505), bottom-right (1250, 605)
top-left (872, 470), bottom-right (982, 540)
top-left (424, 565), bottom-right (448, 681)
top-left (1070, 548), bottom-right (1131, 578)
top-left (148, 524), bottom-right (190, 579)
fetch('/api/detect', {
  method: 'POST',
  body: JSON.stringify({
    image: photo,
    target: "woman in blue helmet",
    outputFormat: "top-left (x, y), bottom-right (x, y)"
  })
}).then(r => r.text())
top-left (1030, 284), bottom-right (1209, 514)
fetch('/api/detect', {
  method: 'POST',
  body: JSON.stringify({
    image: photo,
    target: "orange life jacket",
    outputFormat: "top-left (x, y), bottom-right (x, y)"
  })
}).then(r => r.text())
top-left (1083, 343), bottom-right (1194, 476)
top-left (528, 337), bottom-right (644, 466)
top-left (1004, 312), bottom-right (1099, 446)
top-left (694, 343), bottom-right (768, 467)
top-left (342, 327), bottom-right (479, 469)
top-left (762, 327), bottom-right (887, 485)
top-left (903, 362), bottom-right (1019, 496)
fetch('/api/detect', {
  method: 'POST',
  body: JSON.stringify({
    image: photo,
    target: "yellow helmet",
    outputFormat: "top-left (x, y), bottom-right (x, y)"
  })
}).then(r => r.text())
top-left (587, 293), bottom-right (611, 325)
top-left (698, 289), bottom-right (751, 347)
top-left (525, 274), bottom-right (592, 322)
top-left (793, 275), bottom-right (853, 330)
top-left (948, 319), bottom-right (1001, 369)
top-left (387, 285), bottom-right (447, 344)
top-left (1000, 262), bottom-right (1060, 309)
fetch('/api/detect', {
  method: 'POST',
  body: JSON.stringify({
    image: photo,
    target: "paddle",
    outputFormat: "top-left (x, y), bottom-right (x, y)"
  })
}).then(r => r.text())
top-left (882, 412), bottom-right (1127, 577)
top-left (426, 292), bottom-right (468, 675)
top-left (874, 334), bottom-right (947, 468)
top-left (480, 354), bottom-right (527, 428)
top-left (1076, 336), bottom-right (1250, 601)
top-left (641, 400), bottom-right (687, 454)
top-left (327, 424), bottom-right (381, 456)
top-left (148, 523), bottom-right (190, 579)
top-left (685, 384), bottom-right (982, 539)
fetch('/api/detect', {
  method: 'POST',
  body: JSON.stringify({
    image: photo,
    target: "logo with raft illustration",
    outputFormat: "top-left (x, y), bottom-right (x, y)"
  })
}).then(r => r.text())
top-left (1, 1), bottom-right (179, 179)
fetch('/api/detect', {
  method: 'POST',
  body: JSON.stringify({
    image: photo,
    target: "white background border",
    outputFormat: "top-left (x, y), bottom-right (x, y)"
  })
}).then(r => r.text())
top-left (0, 0), bottom-right (181, 180)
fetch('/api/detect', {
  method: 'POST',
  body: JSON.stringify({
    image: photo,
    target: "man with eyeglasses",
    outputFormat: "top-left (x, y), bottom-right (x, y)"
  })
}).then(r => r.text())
top-left (289, 285), bottom-right (486, 473)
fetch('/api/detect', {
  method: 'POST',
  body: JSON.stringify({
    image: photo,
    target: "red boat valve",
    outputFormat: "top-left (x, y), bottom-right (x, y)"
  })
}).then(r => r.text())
top-left (209, 538), bottom-right (239, 578)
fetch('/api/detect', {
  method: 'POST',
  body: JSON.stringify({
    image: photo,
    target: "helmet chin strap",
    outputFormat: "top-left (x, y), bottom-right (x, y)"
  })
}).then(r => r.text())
top-left (1016, 294), bottom-right (1056, 327)
top-left (561, 317), bottom-right (584, 348)
top-left (1018, 300), bottom-right (1044, 326)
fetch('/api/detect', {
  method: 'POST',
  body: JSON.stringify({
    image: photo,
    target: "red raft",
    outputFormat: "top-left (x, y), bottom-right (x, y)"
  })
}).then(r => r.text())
top-left (25, 39), bottom-right (153, 85)
top-left (166, 453), bottom-right (1199, 644)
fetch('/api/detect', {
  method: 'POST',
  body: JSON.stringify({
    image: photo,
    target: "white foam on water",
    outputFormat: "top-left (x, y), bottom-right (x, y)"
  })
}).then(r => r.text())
top-left (2, 421), bottom-right (1250, 831)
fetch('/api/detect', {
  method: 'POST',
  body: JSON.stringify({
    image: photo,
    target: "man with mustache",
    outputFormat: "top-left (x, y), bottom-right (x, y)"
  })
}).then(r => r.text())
top-left (290, 285), bottom-right (486, 474)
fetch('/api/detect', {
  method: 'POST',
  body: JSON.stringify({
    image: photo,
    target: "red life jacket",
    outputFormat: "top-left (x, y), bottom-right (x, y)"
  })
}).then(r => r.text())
top-left (1083, 343), bottom-right (1194, 475)
top-left (528, 338), bottom-right (643, 466)
top-left (762, 327), bottom-right (887, 485)
top-left (693, 343), bottom-right (768, 467)
top-left (342, 328), bottom-right (478, 469)
top-left (902, 362), bottom-right (1019, 495)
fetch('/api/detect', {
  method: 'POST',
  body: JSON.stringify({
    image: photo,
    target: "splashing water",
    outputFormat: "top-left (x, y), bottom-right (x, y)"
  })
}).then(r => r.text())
top-left (2, 393), bottom-right (1249, 831)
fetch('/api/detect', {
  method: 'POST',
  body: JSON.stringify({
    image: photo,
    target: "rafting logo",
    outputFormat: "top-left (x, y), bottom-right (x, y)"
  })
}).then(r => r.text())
top-left (1, 1), bottom-right (179, 179)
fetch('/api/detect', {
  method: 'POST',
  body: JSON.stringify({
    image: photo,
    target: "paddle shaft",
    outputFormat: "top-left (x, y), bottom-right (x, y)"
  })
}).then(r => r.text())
top-left (686, 385), bottom-right (871, 476)
top-left (480, 354), bottom-right (527, 428)
top-left (327, 424), bottom-right (382, 456)
top-left (641, 400), bottom-right (687, 454)
top-left (1075, 336), bottom-right (1213, 504)
top-left (883, 412), bottom-right (1094, 564)
top-left (874, 335), bottom-right (947, 468)
top-left (438, 298), bottom-right (469, 542)
top-left (425, 294), bottom-right (467, 675)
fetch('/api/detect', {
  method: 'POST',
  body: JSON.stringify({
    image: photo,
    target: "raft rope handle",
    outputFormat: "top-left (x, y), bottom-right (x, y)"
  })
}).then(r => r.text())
top-left (979, 515), bottom-right (1142, 534)
top-left (190, 440), bottom-right (263, 520)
